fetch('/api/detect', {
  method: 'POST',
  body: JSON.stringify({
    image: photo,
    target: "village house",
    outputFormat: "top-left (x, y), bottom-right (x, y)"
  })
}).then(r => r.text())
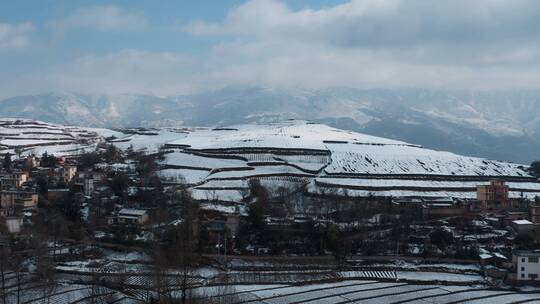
top-left (1, 190), bottom-right (38, 213)
top-left (0, 170), bottom-right (29, 189)
top-left (47, 188), bottom-right (70, 201)
top-left (530, 204), bottom-right (540, 224)
top-left (513, 250), bottom-right (540, 281)
top-left (421, 198), bottom-right (469, 219)
top-left (200, 208), bottom-right (241, 238)
top-left (75, 170), bottom-right (105, 196)
top-left (4, 216), bottom-right (23, 234)
top-left (475, 180), bottom-right (522, 210)
top-left (61, 165), bottom-right (77, 183)
top-left (511, 219), bottom-right (534, 235)
top-left (116, 208), bottom-right (149, 225)
top-left (391, 198), bottom-right (423, 218)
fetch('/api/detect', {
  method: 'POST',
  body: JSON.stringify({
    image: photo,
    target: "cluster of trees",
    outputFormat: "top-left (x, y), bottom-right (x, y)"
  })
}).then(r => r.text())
top-left (234, 180), bottom-right (349, 256)
top-left (530, 161), bottom-right (540, 177)
top-left (2, 153), bottom-right (11, 171)
top-left (78, 144), bottom-right (123, 171)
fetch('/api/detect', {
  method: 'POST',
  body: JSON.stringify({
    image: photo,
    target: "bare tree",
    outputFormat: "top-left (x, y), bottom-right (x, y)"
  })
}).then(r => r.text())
top-left (152, 246), bottom-right (173, 303)
top-left (176, 190), bottom-right (198, 304)
top-left (150, 189), bottom-right (199, 304)
top-left (8, 250), bottom-right (25, 304)
top-left (0, 242), bottom-right (9, 304)
top-left (83, 265), bottom-right (115, 304)
top-left (29, 222), bottom-right (57, 304)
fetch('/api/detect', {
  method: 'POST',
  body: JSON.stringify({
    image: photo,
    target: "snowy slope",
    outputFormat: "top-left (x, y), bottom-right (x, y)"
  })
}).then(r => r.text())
top-left (0, 118), bottom-right (113, 157)
top-left (325, 143), bottom-right (527, 176)
top-left (167, 122), bottom-right (414, 151)
top-left (113, 120), bottom-right (540, 202)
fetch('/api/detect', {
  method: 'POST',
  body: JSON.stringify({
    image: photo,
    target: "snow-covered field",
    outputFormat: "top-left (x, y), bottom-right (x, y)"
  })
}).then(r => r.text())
top-left (167, 122), bottom-right (415, 151)
top-left (325, 142), bottom-right (528, 176)
top-left (315, 178), bottom-right (540, 190)
top-left (192, 279), bottom-right (540, 303)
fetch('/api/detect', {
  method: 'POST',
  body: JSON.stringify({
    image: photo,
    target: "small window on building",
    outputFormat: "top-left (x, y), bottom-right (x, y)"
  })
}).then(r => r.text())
top-left (522, 258), bottom-right (526, 262)
top-left (522, 274), bottom-right (525, 278)
top-left (529, 257), bottom-right (539, 263)
top-left (529, 273), bottom-right (538, 279)
top-left (522, 267), bottom-right (525, 271)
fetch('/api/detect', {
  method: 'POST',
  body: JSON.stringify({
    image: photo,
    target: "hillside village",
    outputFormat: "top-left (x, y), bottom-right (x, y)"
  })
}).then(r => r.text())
top-left (1, 119), bottom-right (540, 303)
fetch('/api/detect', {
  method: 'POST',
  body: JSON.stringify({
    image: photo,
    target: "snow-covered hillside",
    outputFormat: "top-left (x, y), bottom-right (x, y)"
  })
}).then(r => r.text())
top-left (0, 118), bottom-right (117, 157)
top-left (2, 119), bottom-right (538, 202)
top-left (108, 120), bottom-right (540, 202)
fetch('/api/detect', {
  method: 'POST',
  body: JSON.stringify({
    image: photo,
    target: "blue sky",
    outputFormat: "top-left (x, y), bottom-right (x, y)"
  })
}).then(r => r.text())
top-left (1, 0), bottom-right (540, 98)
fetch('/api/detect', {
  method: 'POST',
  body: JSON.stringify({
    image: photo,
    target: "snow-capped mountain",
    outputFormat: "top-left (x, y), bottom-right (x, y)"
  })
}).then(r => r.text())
top-left (1, 87), bottom-right (539, 163)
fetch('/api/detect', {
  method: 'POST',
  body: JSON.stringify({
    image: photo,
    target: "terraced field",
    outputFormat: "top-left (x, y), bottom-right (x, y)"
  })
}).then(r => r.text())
top-left (0, 118), bottom-right (113, 157)
top-left (193, 280), bottom-right (540, 303)
top-left (148, 121), bottom-right (540, 202)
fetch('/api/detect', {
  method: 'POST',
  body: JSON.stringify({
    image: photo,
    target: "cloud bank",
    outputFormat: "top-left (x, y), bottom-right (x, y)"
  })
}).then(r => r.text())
top-left (184, 0), bottom-right (540, 90)
top-left (3, 0), bottom-right (540, 97)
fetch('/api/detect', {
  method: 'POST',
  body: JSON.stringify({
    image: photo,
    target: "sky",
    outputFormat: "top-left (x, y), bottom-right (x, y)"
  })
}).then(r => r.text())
top-left (1, 0), bottom-right (540, 98)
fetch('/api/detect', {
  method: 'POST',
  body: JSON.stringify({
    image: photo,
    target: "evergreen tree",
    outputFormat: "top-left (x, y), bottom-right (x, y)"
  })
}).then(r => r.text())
top-left (41, 152), bottom-right (58, 167)
top-left (530, 161), bottom-right (540, 177)
top-left (2, 153), bottom-right (11, 171)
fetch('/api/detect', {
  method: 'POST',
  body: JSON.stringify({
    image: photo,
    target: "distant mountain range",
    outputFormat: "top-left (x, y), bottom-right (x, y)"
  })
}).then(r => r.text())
top-left (1, 87), bottom-right (539, 163)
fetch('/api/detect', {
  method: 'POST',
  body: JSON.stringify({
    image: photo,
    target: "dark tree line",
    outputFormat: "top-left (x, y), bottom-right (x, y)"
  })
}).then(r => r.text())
top-left (531, 161), bottom-right (540, 177)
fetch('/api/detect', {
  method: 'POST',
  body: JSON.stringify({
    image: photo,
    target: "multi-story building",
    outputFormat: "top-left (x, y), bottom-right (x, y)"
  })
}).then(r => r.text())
top-left (76, 170), bottom-right (104, 196)
top-left (1, 190), bottom-right (38, 211)
top-left (0, 170), bottom-right (29, 189)
top-left (477, 180), bottom-right (510, 210)
top-left (63, 165), bottom-right (77, 182)
top-left (513, 250), bottom-right (540, 281)
top-left (530, 204), bottom-right (540, 224)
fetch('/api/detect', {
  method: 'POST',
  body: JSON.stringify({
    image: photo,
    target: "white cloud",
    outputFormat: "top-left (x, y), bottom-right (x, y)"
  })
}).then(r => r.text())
top-left (0, 22), bottom-right (34, 50)
top-left (5, 0), bottom-right (540, 97)
top-left (183, 0), bottom-right (540, 90)
top-left (52, 5), bottom-right (147, 32)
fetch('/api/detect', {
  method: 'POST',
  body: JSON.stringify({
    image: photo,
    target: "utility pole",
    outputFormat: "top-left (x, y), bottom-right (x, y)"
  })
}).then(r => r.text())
top-left (224, 231), bottom-right (228, 278)
top-left (0, 242), bottom-right (7, 304)
top-left (395, 238), bottom-right (399, 282)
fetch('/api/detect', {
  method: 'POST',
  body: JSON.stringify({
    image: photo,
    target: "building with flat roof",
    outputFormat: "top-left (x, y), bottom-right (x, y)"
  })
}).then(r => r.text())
top-left (511, 219), bottom-right (534, 235)
top-left (117, 208), bottom-right (149, 225)
top-left (531, 204), bottom-right (540, 224)
top-left (513, 250), bottom-right (540, 281)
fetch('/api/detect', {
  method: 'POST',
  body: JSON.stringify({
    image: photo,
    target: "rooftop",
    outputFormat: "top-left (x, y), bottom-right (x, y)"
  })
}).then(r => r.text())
top-left (119, 208), bottom-right (147, 216)
top-left (514, 250), bottom-right (540, 257)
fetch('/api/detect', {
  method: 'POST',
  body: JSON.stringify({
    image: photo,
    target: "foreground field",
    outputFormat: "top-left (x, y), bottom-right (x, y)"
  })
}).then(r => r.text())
top-left (195, 280), bottom-right (540, 304)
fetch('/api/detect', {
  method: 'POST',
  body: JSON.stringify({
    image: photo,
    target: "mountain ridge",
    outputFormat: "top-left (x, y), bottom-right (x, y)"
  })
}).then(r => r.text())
top-left (1, 87), bottom-right (539, 163)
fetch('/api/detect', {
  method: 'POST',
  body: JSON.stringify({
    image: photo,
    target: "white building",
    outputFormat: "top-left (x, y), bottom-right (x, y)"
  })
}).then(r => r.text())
top-left (513, 250), bottom-right (540, 281)
top-left (5, 216), bottom-right (23, 234)
top-left (511, 219), bottom-right (534, 235)
top-left (84, 177), bottom-right (94, 196)
top-left (117, 208), bottom-right (149, 225)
